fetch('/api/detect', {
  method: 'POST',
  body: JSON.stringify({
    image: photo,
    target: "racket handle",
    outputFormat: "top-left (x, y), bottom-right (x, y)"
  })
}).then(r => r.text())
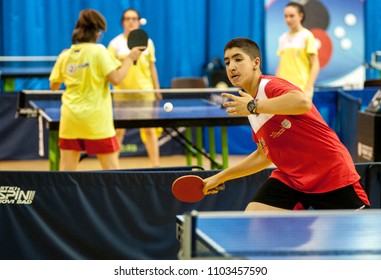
top-left (212, 184), bottom-right (225, 191)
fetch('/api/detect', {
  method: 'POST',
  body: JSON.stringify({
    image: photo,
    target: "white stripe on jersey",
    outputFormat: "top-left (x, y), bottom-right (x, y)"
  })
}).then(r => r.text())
top-left (247, 78), bottom-right (275, 133)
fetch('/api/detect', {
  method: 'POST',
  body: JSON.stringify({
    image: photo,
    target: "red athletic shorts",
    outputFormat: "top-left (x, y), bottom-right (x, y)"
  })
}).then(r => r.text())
top-left (59, 136), bottom-right (120, 155)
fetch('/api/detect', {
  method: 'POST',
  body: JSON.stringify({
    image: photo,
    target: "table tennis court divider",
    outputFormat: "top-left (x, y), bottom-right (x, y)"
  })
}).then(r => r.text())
top-left (1, 168), bottom-right (270, 259)
top-left (0, 163), bottom-right (379, 259)
top-left (365, 163), bottom-right (381, 207)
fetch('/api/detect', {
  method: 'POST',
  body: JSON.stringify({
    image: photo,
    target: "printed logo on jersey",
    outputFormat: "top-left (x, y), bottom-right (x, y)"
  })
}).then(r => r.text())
top-left (259, 137), bottom-right (269, 157)
top-left (0, 186), bottom-right (36, 205)
top-left (270, 119), bottom-right (292, 138)
top-left (66, 62), bottom-right (90, 74)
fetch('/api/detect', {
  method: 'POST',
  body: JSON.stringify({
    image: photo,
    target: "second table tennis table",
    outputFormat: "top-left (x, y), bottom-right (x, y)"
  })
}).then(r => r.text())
top-left (19, 90), bottom-right (249, 170)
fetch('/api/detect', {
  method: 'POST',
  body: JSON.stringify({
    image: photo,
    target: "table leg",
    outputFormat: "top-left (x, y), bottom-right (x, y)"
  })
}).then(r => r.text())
top-left (195, 127), bottom-right (203, 168)
top-left (49, 130), bottom-right (60, 171)
top-left (208, 127), bottom-right (217, 169)
top-left (221, 126), bottom-right (229, 169)
top-left (185, 128), bottom-right (193, 166)
top-left (4, 78), bottom-right (15, 92)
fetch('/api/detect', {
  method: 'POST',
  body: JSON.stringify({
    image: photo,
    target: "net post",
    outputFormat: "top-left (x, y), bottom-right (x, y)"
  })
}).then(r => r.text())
top-left (177, 210), bottom-right (198, 259)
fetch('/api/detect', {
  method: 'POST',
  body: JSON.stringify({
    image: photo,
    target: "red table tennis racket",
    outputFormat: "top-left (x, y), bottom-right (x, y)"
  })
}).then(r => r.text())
top-left (172, 175), bottom-right (225, 203)
top-left (127, 29), bottom-right (149, 65)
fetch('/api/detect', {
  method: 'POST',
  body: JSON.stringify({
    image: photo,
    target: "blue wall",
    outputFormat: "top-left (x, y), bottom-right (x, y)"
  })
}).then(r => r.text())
top-left (1, 0), bottom-right (379, 88)
top-left (0, 0), bottom-right (265, 88)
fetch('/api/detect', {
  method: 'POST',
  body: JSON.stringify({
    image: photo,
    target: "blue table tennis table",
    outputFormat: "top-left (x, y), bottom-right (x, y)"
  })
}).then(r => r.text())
top-left (21, 91), bottom-right (249, 170)
top-left (177, 210), bottom-right (381, 260)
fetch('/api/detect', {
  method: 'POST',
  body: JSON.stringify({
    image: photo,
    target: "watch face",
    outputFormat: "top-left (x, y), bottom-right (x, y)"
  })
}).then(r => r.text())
top-left (247, 100), bottom-right (255, 112)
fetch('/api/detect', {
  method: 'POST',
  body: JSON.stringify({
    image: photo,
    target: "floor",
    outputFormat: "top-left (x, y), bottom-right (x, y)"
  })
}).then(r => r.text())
top-left (0, 154), bottom-right (248, 171)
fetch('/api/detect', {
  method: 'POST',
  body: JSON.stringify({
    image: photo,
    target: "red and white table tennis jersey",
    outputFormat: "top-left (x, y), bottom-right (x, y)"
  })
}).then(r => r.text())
top-left (249, 75), bottom-right (360, 193)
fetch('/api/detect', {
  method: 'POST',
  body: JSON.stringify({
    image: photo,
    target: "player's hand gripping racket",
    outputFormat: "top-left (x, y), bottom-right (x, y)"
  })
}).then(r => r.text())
top-left (127, 29), bottom-right (149, 65)
top-left (172, 175), bottom-right (225, 203)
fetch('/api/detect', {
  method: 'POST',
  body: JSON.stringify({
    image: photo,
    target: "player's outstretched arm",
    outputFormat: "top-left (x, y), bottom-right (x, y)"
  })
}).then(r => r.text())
top-left (107, 47), bottom-right (143, 85)
top-left (222, 90), bottom-right (312, 116)
top-left (50, 82), bottom-right (61, 91)
top-left (257, 90), bottom-right (312, 115)
top-left (203, 146), bottom-right (272, 195)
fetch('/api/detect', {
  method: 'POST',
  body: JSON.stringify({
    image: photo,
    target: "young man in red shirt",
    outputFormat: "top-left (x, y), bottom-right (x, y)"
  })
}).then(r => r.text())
top-left (202, 38), bottom-right (369, 211)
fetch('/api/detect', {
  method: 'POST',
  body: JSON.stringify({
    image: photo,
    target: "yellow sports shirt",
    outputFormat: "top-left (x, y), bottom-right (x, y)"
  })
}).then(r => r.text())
top-left (277, 28), bottom-right (318, 90)
top-left (49, 43), bottom-right (121, 139)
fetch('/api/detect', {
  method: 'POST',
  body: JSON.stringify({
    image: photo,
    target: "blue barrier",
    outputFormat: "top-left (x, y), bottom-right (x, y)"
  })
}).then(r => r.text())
top-left (0, 163), bottom-right (379, 259)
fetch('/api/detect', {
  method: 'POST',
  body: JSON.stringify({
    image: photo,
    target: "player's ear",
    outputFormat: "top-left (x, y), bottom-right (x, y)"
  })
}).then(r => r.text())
top-left (253, 57), bottom-right (260, 70)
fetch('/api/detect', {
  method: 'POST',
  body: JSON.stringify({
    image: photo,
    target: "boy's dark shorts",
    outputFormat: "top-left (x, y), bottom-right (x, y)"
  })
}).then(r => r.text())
top-left (251, 178), bottom-right (370, 210)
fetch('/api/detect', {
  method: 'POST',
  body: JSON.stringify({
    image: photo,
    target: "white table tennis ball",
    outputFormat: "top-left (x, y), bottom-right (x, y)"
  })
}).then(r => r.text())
top-left (163, 102), bottom-right (173, 112)
top-left (215, 81), bottom-right (228, 89)
top-left (140, 18), bottom-right (147, 26)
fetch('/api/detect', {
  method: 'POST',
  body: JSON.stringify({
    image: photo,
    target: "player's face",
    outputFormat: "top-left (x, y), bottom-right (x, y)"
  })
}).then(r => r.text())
top-left (224, 47), bottom-right (256, 88)
top-left (122, 10), bottom-right (140, 33)
top-left (284, 6), bottom-right (303, 30)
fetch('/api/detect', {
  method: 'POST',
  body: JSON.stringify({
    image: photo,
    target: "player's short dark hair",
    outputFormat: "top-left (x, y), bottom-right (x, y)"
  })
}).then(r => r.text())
top-left (224, 38), bottom-right (261, 61)
top-left (286, 1), bottom-right (305, 24)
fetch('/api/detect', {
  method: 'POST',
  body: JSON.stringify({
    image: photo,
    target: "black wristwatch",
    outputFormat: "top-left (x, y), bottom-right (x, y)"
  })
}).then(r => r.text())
top-left (247, 99), bottom-right (259, 115)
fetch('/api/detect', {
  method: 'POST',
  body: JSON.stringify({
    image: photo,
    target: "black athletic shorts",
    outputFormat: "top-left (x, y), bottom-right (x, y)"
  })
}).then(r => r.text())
top-left (251, 178), bottom-right (370, 210)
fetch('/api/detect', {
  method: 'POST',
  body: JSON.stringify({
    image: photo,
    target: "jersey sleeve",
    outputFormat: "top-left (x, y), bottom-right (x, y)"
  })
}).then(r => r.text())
top-left (49, 51), bottom-right (66, 83)
top-left (97, 46), bottom-right (122, 77)
top-left (305, 32), bottom-right (318, 55)
top-left (148, 39), bottom-right (156, 63)
top-left (264, 77), bottom-right (303, 98)
top-left (107, 44), bottom-right (117, 57)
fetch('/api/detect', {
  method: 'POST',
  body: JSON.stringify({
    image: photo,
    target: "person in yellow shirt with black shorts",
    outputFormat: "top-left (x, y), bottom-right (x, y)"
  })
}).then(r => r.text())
top-left (276, 2), bottom-right (320, 99)
top-left (108, 8), bottom-right (162, 167)
top-left (49, 9), bottom-right (144, 171)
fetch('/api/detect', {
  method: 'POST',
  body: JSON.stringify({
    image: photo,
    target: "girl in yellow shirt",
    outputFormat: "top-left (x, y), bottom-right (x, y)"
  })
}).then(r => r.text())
top-left (49, 9), bottom-right (144, 171)
top-left (108, 8), bottom-right (162, 167)
top-left (276, 2), bottom-right (320, 99)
